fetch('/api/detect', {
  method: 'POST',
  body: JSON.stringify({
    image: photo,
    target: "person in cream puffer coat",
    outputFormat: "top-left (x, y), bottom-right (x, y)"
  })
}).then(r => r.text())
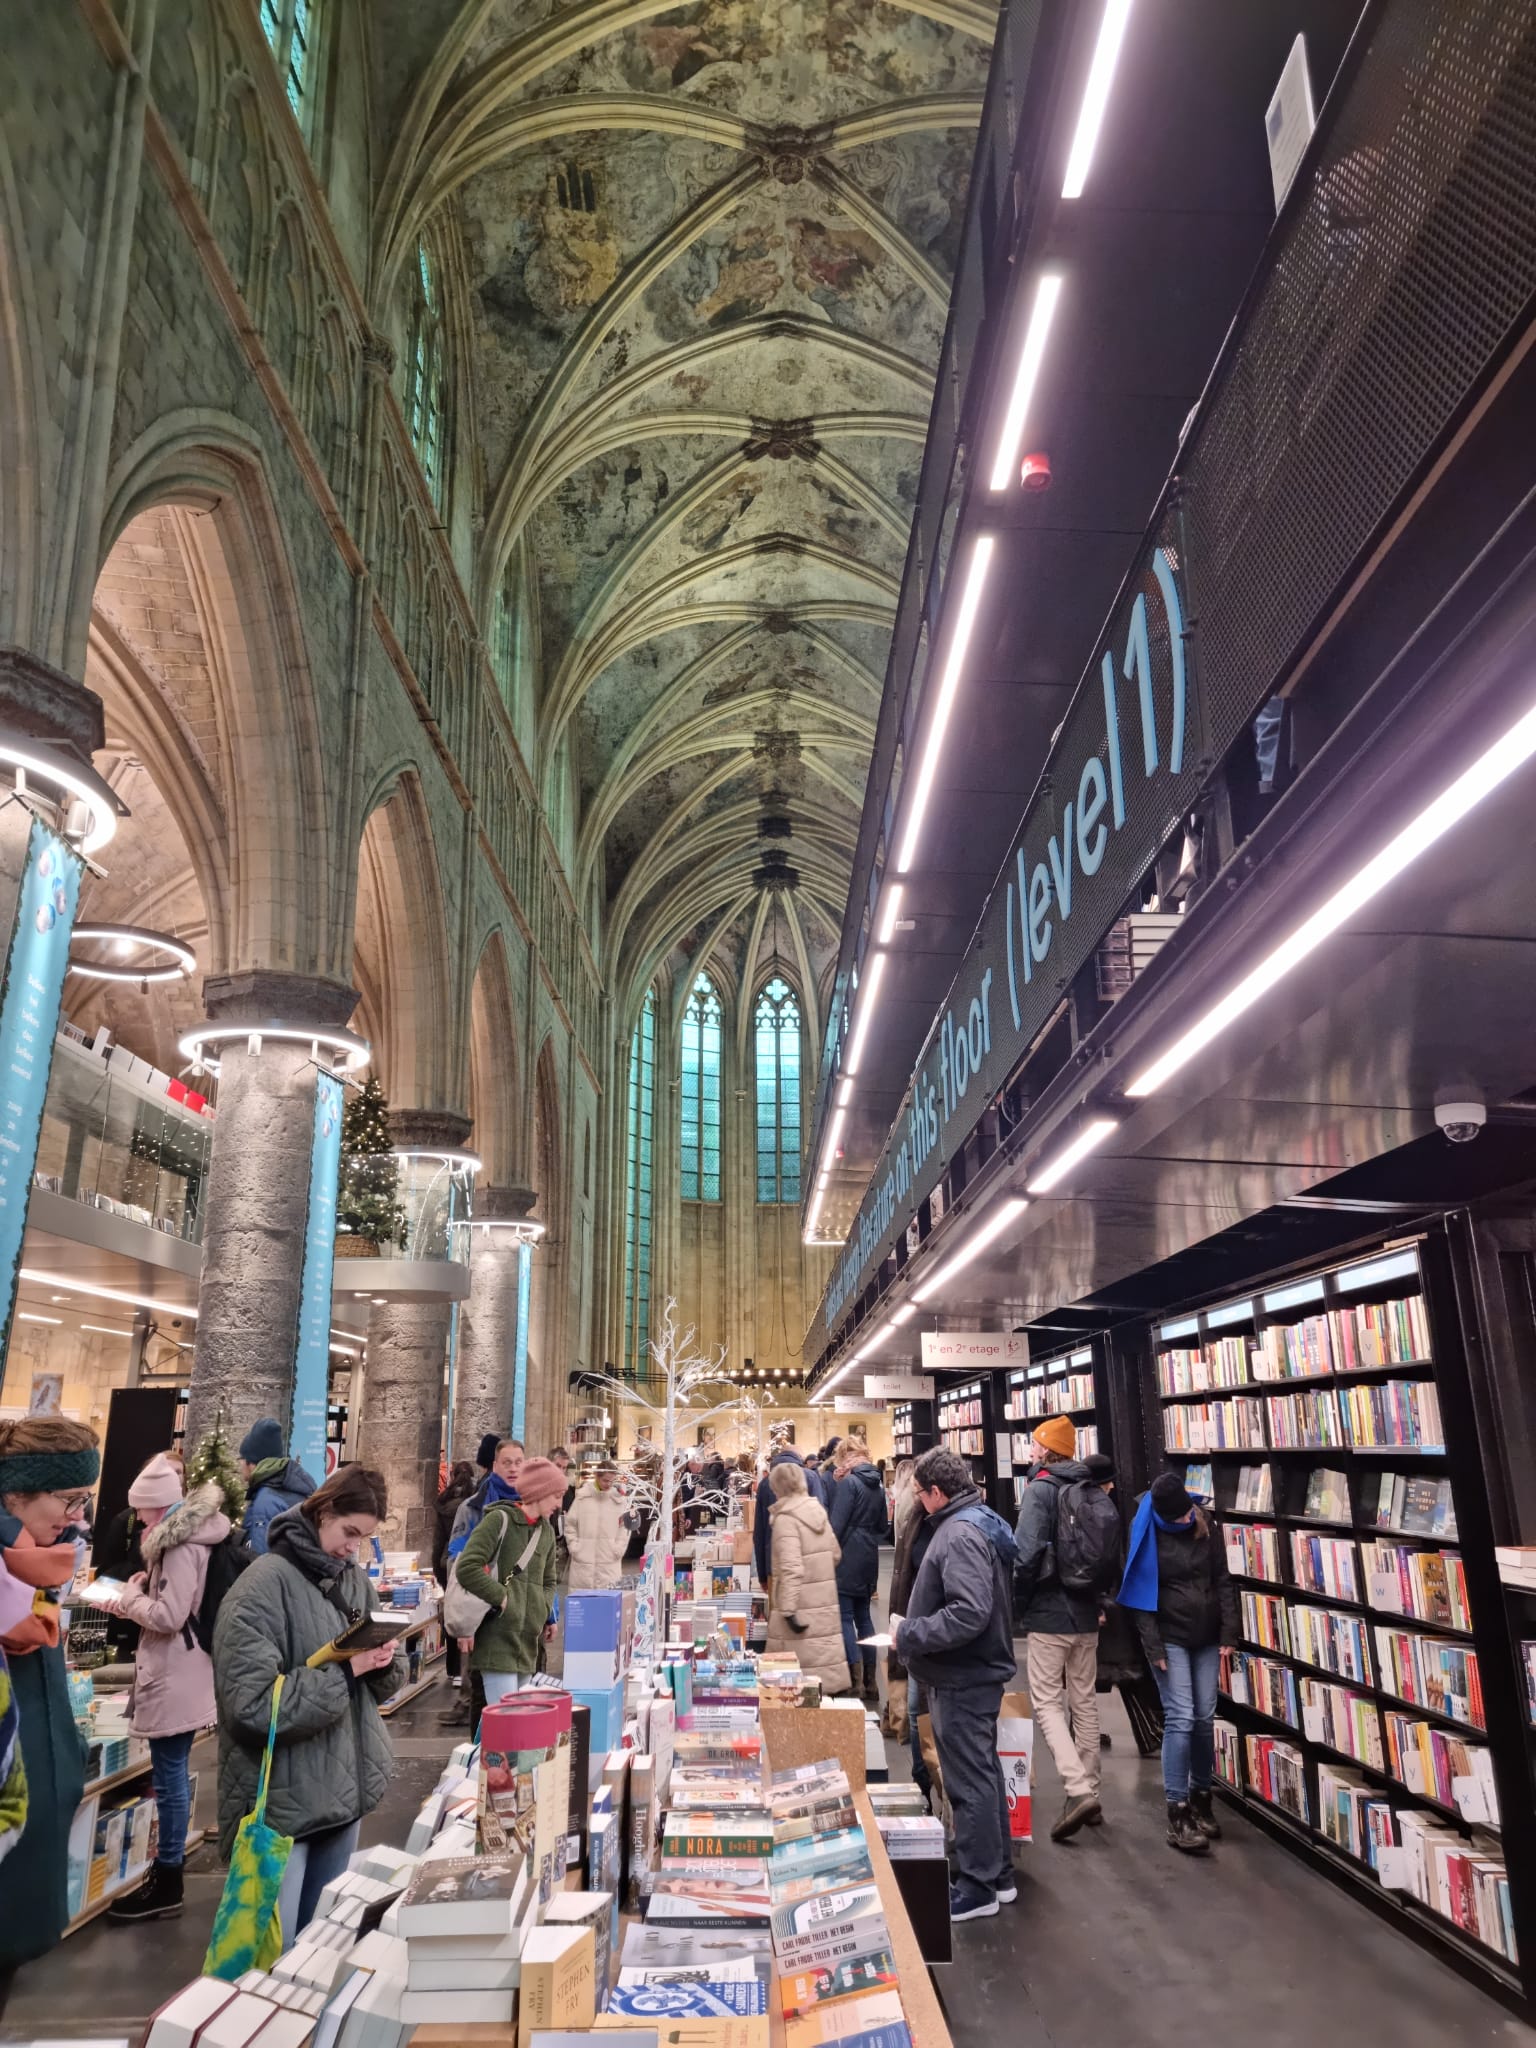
top-left (764, 1462), bottom-right (851, 1695)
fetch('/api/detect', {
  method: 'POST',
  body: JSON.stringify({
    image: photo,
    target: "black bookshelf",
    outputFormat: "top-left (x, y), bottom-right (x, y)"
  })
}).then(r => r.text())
top-left (1145, 1238), bottom-right (1527, 2005)
top-left (934, 1375), bottom-right (997, 1508)
top-left (890, 1399), bottom-right (935, 1461)
top-left (1001, 1343), bottom-right (1103, 1514)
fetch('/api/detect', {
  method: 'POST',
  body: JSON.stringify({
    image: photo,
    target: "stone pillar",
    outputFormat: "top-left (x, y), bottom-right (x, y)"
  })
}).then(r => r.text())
top-left (0, 648), bottom-right (107, 937)
top-left (453, 1184), bottom-right (539, 1461)
top-left (185, 970), bottom-right (360, 1451)
top-left (352, 1109), bottom-right (471, 1553)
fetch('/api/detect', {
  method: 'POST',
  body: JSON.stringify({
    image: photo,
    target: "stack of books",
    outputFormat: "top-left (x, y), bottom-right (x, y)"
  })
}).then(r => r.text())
top-left (1384, 1713), bottom-right (1498, 1820)
top-left (1290, 1604), bottom-right (1372, 1684)
top-left (1362, 1543), bottom-right (1470, 1629)
top-left (1224, 1523), bottom-right (1281, 1582)
top-left (647, 1799), bottom-right (772, 1928)
top-left (1299, 1677), bottom-right (1383, 1768)
top-left (1221, 1649), bottom-right (1299, 1726)
top-left (395, 1851), bottom-right (531, 2029)
top-left (765, 1761), bottom-right (907, 2048)
top-left (1373, 1628), bottom-right (1484, 1726)
top-left (1316, 1761), bottom-right (1394, 1868)
top-left (1244, 1733), bottom-right (1309, 1823)
top-left (1396, 1810), bottom-right (1515, 1962)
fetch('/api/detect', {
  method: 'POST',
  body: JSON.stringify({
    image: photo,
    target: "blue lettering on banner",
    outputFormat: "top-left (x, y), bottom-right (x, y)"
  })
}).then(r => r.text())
top-left (824, 547), bottom-right (1188, 1330)
top-left (0, 821), bottom-right (81, 1347)
top-left (292, 1070), bottom-right (343, 1475)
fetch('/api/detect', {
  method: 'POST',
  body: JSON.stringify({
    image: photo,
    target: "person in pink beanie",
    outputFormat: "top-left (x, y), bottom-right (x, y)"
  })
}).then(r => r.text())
top-left (83, 1452), bottom-right (234, 1922)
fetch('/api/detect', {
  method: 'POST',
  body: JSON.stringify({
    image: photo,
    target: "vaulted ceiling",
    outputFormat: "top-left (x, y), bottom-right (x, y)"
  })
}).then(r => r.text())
top-left (375, 0), bottom-right (994, 1022)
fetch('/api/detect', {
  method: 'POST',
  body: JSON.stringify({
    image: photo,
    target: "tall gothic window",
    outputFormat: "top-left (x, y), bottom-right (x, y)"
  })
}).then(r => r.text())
top-left (755, 976), bottom-right (802, 1203)
top-left (623, 990), bottom-right (656, 1375)
top-left (679, 974), bottom-right (723, 1202)
top-left (405, 244), bottom-right (446, 508)
top-left (260, 0), bottom-right (314, 124)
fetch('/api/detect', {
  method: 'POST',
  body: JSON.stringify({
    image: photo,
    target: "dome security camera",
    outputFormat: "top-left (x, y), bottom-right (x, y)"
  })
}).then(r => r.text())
top-left (1435, 1099), bottom-right (1486, 1144)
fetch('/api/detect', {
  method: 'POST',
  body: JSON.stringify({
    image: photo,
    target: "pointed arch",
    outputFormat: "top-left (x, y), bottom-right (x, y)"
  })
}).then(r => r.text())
top-left (679, 971), bottom-right (724, 1205)
top-left (0, 117), bottom-right (41, 649)
top-left (754, 974), bottom-right (803, 1205)
top-left (469, 927), bottom-right (522, 1183)
top-left (352, 768), bottom-right (456, 1110)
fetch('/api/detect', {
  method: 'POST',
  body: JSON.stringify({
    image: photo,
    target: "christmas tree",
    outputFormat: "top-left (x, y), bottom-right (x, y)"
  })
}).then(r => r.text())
top-left (186, 1413), bottom-right (246, 1518)
top-left (336, 1074), bottom-right (406, 1250)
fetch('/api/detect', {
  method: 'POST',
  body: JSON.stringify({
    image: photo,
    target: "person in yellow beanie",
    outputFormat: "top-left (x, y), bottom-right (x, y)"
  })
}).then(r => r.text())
top-left (1013, 1413), bottom-right (1118, 1840)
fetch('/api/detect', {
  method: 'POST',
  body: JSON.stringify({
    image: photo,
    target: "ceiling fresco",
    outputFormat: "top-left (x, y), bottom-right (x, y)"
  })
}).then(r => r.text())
top-left (375, 0), bottom-right (994, 1018)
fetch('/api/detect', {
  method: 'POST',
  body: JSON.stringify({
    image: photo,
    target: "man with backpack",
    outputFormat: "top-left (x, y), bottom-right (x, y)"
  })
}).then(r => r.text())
top-left (1014, 1415), bottom-right (1123, 1841)
top-left (889, 1446), bottom-right (1019, 1924)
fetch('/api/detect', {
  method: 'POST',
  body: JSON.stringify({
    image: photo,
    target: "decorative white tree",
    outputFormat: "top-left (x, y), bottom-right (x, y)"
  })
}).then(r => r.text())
top-left (588, 1299), bottom-right (736, 1543)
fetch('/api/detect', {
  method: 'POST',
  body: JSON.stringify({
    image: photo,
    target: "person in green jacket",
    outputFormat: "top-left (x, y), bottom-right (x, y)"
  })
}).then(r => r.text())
top-left (454, 1456), bottom-right (564, 1705)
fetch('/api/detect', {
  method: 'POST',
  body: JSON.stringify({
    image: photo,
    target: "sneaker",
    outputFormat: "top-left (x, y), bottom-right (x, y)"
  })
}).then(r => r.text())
top-left (949, 1881), bottom-right (999, 1922)
top-left (1189, 1787), bottom-right (1222, 1840)
top-left (994, 1875), bottom-right (1019, 1904)
top-left (1166, 1800), bottom-right (1210, 1855)
top-left (1050, 1791), bottom-right (1102, 1841)
top-left (450, 1676), bottom-right (463, 1689)
top-left (108, 1861), bottom-right (184, 1921)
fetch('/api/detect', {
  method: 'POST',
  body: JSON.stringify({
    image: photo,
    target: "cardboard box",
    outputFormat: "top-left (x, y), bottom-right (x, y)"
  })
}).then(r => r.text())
top-left (572, 1680), bottom-right (627, 1754)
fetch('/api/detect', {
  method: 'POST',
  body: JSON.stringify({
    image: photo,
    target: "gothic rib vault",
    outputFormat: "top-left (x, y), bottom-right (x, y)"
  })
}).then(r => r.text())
top-left (375, 0), bottom-right (994, 1029)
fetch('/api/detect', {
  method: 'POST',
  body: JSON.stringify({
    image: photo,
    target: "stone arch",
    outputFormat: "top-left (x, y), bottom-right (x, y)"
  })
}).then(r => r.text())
top-left (468, 926), bottom-right (522, 1184)
top-left (528, 1033), bottom-right (565, 1448)
top-left (99, 417), bottom-right (335, 974)
top-left (0, 118), bottom-right (40, 649)
top-left (351, 766), bottom-right (456, 1112)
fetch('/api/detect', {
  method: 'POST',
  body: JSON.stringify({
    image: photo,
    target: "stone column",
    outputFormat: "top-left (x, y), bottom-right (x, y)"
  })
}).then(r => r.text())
top-left (453, 1184), bottom-right (539, 1460)
top-left (352, 1109), bottom-right (470, 1553)
top-left (0, 649), bottom-right (107, 937)
top-left (185, 969), bottom-right (359, 1450)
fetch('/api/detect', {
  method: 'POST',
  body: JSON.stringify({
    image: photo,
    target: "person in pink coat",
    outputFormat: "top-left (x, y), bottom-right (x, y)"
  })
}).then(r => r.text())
top-left (87, 1454), bottom-right (231, 1922)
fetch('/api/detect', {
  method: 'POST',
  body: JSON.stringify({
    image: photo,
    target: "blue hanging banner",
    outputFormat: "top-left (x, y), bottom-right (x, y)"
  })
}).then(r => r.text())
top-left (0, 820), bottom-right (82, 1350)
top-left (292, 1070), bottom-right (343, 1476)
top-left (511, 1237), bottom-right (532, 1442)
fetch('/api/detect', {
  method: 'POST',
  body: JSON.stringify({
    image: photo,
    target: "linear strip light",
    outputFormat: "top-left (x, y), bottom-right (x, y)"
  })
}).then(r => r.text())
top-left (841, 952), bottom-right (886, 1078)
top-left (987, 275), bottom-right (1064, 491)
top-left (836, 1078), bottom-right (854, 1109)
top-left (17, 1311), bottom-right (62, 1324)
top-left (892, 1304), bottom-right (917, 1325)
top-left (911, 1196), bottom-right (1030, 1304)
top-left (877, 884), bottom-right (904, 944)
top-left (1026, 1116), bottom-right (1117, 1193)
top-left (895, 538), bottom-right (995, 871)
top-left (1127, 699), bottom-right (1536, 1097)
top-left (20, 1267), bottom-right (198, 1318)
top-left (1061, 0), bottom-right (1135, 199)
top-left (81, 1323), bottom-right (133, 1338)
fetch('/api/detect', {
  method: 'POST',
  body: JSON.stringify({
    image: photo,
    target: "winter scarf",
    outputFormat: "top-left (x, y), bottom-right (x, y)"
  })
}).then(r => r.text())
top-left (0, 1513), bottom-right (80, 1654)
top-left (248, 1454), bottom-right (293, 1493)
top-left (483, 1472), bottom-right (521, 1507)
top-left (0, 1651), bottom-right (24, 1864)
top-left (1117, 1496), bottom-right (1198, 1612)
top-left (267, 1505), bottom-right (349, 1598)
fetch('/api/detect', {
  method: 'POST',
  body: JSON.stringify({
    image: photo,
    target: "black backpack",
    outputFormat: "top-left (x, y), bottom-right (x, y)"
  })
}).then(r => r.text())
top-left (185, 1528), bottom-right (254, 1653)
top-left (1053, 1479), bottom-right (1124, 1597)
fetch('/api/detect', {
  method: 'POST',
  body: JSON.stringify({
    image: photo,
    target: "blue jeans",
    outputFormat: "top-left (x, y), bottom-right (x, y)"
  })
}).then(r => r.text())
top-left (1151, 1642), bottom-right (1220, 1802)
top-left (839, 1590), bottom-right (875, 1679)
top-left (149, 1730), bottom-right (196, 1867)
top-left (277, 1818), bottom-right (361, 1946)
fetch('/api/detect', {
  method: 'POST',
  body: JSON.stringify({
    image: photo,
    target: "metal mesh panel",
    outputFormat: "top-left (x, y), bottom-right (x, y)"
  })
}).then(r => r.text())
top-left (1183, 0), bottom-right (1536, 751)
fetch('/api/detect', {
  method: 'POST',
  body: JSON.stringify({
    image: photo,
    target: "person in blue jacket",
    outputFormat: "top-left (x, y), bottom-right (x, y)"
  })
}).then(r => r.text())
top-left (753, 1444), bottom-right (825, 1591)
top-left (238, 1418), bottom-right (318, 1556)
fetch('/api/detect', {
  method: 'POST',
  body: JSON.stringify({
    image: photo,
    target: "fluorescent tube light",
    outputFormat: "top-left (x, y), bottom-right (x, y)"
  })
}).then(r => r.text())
top-left (1061, 0), bottom-right (1135, 198)
top-left (20, 1268), bottom-right (197, 1317)
top-left (81, 1323), bottom-right (132, 1338)
top-left (825, 1106), bottom-right (849, 1159)
top-left (1026, 1116), bottom-right (1117, 1193)
top-left (892, 1305), bottom-right (917, 1325)
top-left (17, 1311), bottom-right (61, 1324)
top-left (912, 1196), bottom-right (1029, 1304)
top-left (842, 952), bottom-right (887, 1077)
top-left (895, 539), bottom-right (995, 871)
top-left (836, 1078), bottom-right (854, 1109)
top-left (877, 884), bottom-right (904, 944)
top-left (987, 276), bottom-right (1064, 491)
top-left (1126, 700), bottom-right (1536, 1097)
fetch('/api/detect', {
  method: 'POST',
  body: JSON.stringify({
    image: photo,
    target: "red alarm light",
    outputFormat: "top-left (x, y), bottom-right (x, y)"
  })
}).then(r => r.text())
top-left (1020, 451), bottom-right (1052, 491)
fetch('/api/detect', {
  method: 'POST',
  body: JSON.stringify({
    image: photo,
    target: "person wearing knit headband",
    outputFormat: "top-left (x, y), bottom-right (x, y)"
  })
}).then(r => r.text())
top-left (0, 1416), bottom-right (101, 1970)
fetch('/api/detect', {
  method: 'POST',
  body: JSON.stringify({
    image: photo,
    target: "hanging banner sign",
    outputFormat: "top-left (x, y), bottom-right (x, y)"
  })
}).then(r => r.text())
top-left (836, 1394), bottom-right (885, 1414)
top-left (820, 544), bottom-right (1194, 1342)
top-left (920, 1332), bottom-right (1030, 1372)
top-left (0, 820), bottom-right (81, 1350)
top-left (292, 1070), bottom-right (343, 1476)
top-left (512, 1237), bottom-right (533, 1441)
top-left (864, 1372), bottom-right (935, 1400)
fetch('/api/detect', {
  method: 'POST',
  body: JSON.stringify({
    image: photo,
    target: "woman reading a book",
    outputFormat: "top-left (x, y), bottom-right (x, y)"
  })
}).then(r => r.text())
top-left (0, 1415), bottom-right (100, 1979)
top-left (212, 1465), bottom-right (404, 1944)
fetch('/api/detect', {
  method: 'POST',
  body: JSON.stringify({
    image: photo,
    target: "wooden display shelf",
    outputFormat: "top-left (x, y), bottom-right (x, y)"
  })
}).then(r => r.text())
top-left (64, 1827), bottom-right (207, 1937)
top-left (379, 1649), bottom-right (446, 1717)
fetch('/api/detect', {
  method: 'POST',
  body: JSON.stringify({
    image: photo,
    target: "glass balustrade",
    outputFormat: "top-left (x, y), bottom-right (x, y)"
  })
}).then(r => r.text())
top-left (33, 1032), bottom-right (213, 1242)
top-left (335, 1152), bottom-right (472, 1265)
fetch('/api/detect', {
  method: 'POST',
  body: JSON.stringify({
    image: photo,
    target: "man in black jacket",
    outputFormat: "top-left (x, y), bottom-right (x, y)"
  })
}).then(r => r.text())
top-left (893, 1448), bottom-right (1019, 1923)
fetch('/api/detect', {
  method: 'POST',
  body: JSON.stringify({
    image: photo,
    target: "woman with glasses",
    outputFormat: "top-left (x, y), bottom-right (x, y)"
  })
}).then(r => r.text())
top-left (0, 1415), bottom-right (100, 1978)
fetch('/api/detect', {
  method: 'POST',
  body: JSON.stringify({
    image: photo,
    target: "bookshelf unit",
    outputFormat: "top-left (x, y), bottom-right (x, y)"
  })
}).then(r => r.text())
top-left (1149, 1239), bottom-right (1530, 2002)
top-left (935, 1375), bottom-right (997, 1507)
top-left (890, 1400), bottom-right (935, 1461)
top-left (1003, 1344), bottom-right (1102, 1511)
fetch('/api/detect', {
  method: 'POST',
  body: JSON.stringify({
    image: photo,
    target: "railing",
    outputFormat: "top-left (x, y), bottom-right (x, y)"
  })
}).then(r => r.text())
top-left (33, 1033), bottom-right (213, 1243)
top-left (335, 1154), bottom-right (472, 1266)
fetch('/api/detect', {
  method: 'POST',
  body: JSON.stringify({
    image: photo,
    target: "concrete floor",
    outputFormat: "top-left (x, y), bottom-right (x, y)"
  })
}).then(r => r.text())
top-left (5, 1647), bottom-right (1534, 2043)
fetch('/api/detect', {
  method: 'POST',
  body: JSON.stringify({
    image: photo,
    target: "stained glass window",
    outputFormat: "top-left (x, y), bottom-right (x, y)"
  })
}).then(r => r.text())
top-left (261, 0), bottom-right (314, 124)
top-left (406, 245), bottom-right (446, 508)
top-left (623, 990), bottom-right (656, 1375)
top-left (680, 974), bottom-right (723, 1203)
top-left (755, 976), bottom-right (802, 1204)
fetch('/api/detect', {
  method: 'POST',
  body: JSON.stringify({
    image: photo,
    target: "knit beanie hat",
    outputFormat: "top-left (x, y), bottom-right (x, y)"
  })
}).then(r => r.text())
top-left (1082, 1452), bottom-right (1115, 1485)
top-left (1151, 1471), bottom-right (1194, 1520)
top-left (475, 1432), bottom-right (500, 1472)
top-left (239, 1417), bottom-right (286, 1465)
top-left (514, 1457), bottom-right (566, 1510)
top-left (128, 1453), bottom-right (184, 1510)
top-left (1032, 1414), bottom-right (1077, 1460)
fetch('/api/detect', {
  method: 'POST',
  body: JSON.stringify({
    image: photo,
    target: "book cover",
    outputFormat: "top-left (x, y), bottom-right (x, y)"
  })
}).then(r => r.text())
top-left (398, 1853), bottom-right (525, 1938)
top-left (606, 1982), bottom-right (769, 2020)
top-left (645, 1882), bottom-right (773, 1929)
top-left (777, 1951), bottom-right (901, 2020)
top-left (783, 1992), bottom-right (911, 2048)
top-left (519, 1925), bottom-right (597, 2048)
top-left (596, 2021), bottom-right (768, 2048)
top-left (545, 1890), bottom-right (616, 2009)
